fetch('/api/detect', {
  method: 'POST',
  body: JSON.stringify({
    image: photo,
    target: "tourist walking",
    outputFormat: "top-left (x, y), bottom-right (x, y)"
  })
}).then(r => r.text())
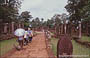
top-left (27, 27), bottom-right (33, 43)
top-left (18, 36), bottom-right (24, 49)
top-left (14, 28), bottom-right (25, 50)
top-left (24, 30), bottom-right (29, 45)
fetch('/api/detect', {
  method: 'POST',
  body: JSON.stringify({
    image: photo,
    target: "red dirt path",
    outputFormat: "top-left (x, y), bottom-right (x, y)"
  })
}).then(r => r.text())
top-left (2, 32), bottom-right (50, 58)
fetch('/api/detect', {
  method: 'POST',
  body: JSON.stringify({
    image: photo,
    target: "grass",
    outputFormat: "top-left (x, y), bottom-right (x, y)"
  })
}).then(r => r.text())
top-left (72, 40), bottom-right (90, 56)
top-left (50, 38), bottom-right (59, 56)
top-left (0, 38), bottom-right (18, 56)
top-left (81, 36), bottom-right (90, 42)
top-left (50, 37), bottom-right (90, 58)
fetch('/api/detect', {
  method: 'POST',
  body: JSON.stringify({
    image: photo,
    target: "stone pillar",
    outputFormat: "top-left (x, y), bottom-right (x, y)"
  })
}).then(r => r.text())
top-left (79, 21), bottom-right (81, 39)
top-left (55, 25), bottom-right (57, 35)
top-left (19, 22), bottom-right (21, 28)
top-left (59, 25), bottom-right (61, 35)
top-left (4, 23), bottom-right (8, 33)
top-left (64, 19), bottom-right (66, 34)
top-left (11, 22), bottom-right (14, 33)
top-left (64, 24), bottom-right (67, 34)
top-left (0, 22), bottom-right (3, 34)
top-left (86, 23), bottom-right (89, 36)
top-left (61, 24), bottom-right (63, 34)
top-left (22, 23), bottom-right (24, 28)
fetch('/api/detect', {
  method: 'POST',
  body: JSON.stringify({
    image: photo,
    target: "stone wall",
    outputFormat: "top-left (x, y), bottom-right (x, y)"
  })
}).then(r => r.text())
top-left (0, 22), bottom-right (24, 40)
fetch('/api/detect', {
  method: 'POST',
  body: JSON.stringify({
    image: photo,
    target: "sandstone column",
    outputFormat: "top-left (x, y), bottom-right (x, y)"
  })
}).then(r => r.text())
top-left (4, 23), bottom-right (8, 33)
top-left (79, 21), bottom-right (81, 39)
top-left (11, 22), bottom-right (14, 33)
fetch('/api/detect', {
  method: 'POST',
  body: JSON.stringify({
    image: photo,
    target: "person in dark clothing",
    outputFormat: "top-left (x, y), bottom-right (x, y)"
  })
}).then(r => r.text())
top-left (18, 36), bottom-right (24, 49)
top-left (27, 27), bottom-right (33, 42)
top-left (24, 31), bottom-right (29, 45)
top-left (14, 36), bottom-right (24, 50)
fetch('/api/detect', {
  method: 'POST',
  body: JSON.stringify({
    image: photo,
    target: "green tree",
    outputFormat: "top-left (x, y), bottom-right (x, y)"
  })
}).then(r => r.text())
top-left (0, 0), bottom-right (22, 23)
top-left (65, 0), bottom-right (90, 38)
top-left (65, 0), bottom-right (89, 22)
top-left (30, 17), bottom-right (41, 28)
top-left (20, 11), bottom-right (33, 22)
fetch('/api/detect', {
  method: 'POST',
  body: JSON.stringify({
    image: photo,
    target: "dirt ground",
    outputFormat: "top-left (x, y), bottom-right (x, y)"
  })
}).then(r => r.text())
top-left (2, 32), bottom-right (51, 58)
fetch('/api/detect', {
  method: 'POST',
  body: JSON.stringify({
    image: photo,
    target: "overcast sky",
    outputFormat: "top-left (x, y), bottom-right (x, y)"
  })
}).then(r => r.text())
top-left (19, 0), bottom-right (68, 21)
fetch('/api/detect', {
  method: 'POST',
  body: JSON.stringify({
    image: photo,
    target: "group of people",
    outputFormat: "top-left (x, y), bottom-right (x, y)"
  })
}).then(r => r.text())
top-left (16, 27), bottom-right (33, 50)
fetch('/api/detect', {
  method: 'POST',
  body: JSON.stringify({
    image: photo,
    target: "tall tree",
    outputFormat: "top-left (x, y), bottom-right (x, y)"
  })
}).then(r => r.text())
top-left (65, 0), bottom-right (89, 22)
top-left (20, 11), bottom-right (32, 22)
top-left (65, 0), bottom-right (90, 38)
top-left (30, 17), bottom-right (41, 28)
top-left (0, 0), bottom-right (22, 23)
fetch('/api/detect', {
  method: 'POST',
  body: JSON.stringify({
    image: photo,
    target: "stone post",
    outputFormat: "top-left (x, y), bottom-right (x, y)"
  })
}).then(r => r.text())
top-left (11, 22), bottom-right (14, 33)
top-left (19, 22), bottom-right (21, 28)
top-left (64, 19), bottom-right (66, 34)
top-left (64, 24), bottom-right (66, 34)
top-left (21, 22), bottom-right (24, 28)
top-left (4, 23), bottom-right (8, 33)
top-left (79, 21), bottom-right (81, 39)
top-left (61, 24), bottom-right (63, 34)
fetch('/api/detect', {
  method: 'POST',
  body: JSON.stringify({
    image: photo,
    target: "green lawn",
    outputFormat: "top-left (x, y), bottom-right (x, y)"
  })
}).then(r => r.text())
top-left (50, 38), bottom-right (59, 56)
top-left (81, 36), bottom-right (90, 42)
top-left (72, 40), bottom-right (90, 55)
top-left (50, 37), bottom-right (90, 58)
top-left (0, 38), bottom-right (18, 56)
